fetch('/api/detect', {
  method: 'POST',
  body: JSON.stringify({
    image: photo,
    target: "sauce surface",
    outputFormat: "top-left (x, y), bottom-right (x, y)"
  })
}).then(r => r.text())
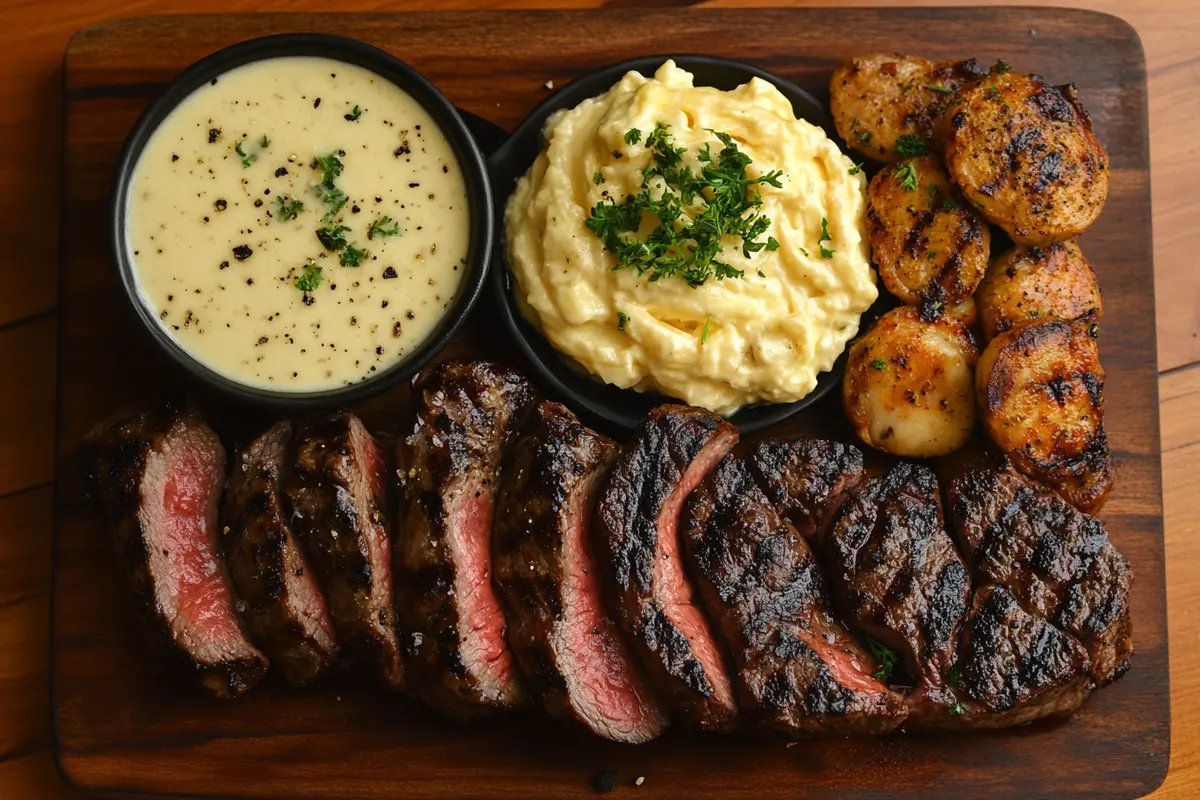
top-left (127, 56), bottom-right (469, 391)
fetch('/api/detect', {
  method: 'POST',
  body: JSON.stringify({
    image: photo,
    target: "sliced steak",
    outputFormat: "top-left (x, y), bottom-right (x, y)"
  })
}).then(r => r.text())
top-left (745, 438), bottom-right (865, 540)
top-left (493, 402), bottom-right (669, 743)
top-left (594, 405), bottom-right (739, 730)
top-left (286, 412), bottom-right (403, 690)
top-left (821, 463), bottom-right (971, 718)
top-left (944, 460), bottom-right (1132, 685)
top-left (931, 584), bottom-right (1092, 729)
top-left (682, 456), bottom-right (907, 736)
top-left (81, 403), bottom-right (268, 698)
top-left (224, 421), bottom-right (338, 686)
top-left (394, 360), bottom-right (534, 718)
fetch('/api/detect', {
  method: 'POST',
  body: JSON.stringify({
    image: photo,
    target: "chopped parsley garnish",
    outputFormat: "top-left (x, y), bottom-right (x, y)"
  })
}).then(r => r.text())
top-left (275, 195), bottom-right (304, 220)
top-left (819, 216), bottom-right (835, 259)
top-left (593, 171), bottom-right (604, 185)
top-left (345, 104), bottom-right (363, 121)
top-left (993, 59), bottom-right (1013, 75)
top-left (940, 195), bottom-right (961, 211)
top-left (867, 638), bottom-right (898, 683)
top-left (367, 216), bottom-right (401, 239)
top-left (925, 82), bottom-right (954, 94)
top-left (234, 140), bottom-right (256, 168)
top-left (259, 135), bottom-right (270, 148)
top-left (316, 224), bottom-right (349, 251)
top-left (949, 702), bottom-right (967, 716)
top-left (585, 124), bottom-right (784, 287)
top-left (848, 161), bottom-right (864, 175)
top-left (316, 152), bottom-right (344, 185)
top-left (624, 128), bottom-right (642, 145)
top-left (700, 316), bottom-right (711, 345)
top-left (895, 134), bottom-right (927, 158)
top-left (295, 263), bottom-right (322, 292)
top-left (617, 311), bottom-right (629, 331)
top-left (871, 358), bottom-right (887, 371)
top-left (944, 665), bottom-right (963, 685)
top-left (313, 151), bottom-right (348, 221)
top-left (895, 161), bottom-right (919, 192)
top-left (339, 243), bottom-right (368, 267)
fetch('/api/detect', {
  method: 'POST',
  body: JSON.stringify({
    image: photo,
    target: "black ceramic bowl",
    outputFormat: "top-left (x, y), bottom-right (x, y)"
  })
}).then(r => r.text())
top-left (110, 33), bottom-right (493, 409)
top-left (489, 54), bottom-right (874, 433)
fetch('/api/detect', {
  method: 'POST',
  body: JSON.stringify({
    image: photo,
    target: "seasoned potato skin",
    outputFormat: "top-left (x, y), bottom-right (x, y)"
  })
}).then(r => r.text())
top-left (831, 54), bottom-right (986, 163)
top-left (843, 305), bottom-right (979, 458)
top-left (945, 71), bottom-right (1109, 246)
top-left (977, 241), bottom-right (1103, 341)
top-left (867, 156), bottom-right (990, 306)
top-left (975, 317), bottom-right (1112, 512)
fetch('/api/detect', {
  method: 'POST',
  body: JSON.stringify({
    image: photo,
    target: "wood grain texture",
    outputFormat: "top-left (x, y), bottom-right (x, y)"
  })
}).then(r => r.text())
top-left (47, 9), bottom-right (1165, 800)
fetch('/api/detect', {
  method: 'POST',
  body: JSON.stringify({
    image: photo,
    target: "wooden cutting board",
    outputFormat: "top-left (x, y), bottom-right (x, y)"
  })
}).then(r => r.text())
top-left (52, 9), bottom-right (1167, 799)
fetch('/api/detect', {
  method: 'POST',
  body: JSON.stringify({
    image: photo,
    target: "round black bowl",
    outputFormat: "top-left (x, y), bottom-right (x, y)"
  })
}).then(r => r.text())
top-left (488, 54), bottom-right (868, 433)
top-left (110, 33), bottom-right (493, 409)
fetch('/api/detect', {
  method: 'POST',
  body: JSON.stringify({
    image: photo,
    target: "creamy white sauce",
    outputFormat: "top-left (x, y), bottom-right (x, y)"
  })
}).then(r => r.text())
top-left (127, 56), bottom-right (469, 391)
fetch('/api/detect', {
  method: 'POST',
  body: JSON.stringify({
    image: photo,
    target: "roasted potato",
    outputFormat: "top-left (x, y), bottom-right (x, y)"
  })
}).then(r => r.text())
top-left (976, 241), bottom-right (1103, 341)
top-left (948, 297), bottom-right (979, 328)
top-left (945, 70), bottom-right (1109, 246)
top-left (867, 156), bottom-right (990, 306)
top-left (843, 305), bottom-right (979, 457)
top-left (975, 316), bottom-right (1112, 512)
top-left (830, 55), bottom-right (986, 163)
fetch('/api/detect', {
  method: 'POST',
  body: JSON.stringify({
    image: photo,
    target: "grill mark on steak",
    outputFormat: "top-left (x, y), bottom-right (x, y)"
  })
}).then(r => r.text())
top-left (594, 405), bottom-right (738, 730)
top-left (744, 439), bottom-right (865, 540)
top-left (395, 360), bottom-right (534, 718)
top-left (682, 456), bottom-right (907, 736)
top-left (286, 412), bottom-right (403, 690)
top-left (81, 403), bottom-right (268, 698)
top-left (493, 402), bottom-right (669, 743)
top-left (224, 421), bottom-right (339, 686)
top-left (943, 459), bottom-right (1132, 686)
top-left (820, 463), bottom-right (971, 720)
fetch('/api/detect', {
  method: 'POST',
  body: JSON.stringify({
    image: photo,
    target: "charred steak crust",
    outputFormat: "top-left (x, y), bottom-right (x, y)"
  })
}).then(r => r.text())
top-left (224, 421), bottom-right (339, 687)
top-left (286, 412), bottom-right (404, 690)
top-left (81, 403), bottom-right (268, 698)
top-left (822, 463), bottom-right (971, 713)
top-left (395, 360), bottom-right (535, 718)
top-left (944, 462), bottom-right (1132, 685)
top-left (682, 456), bottom-right (907, 736)
top-left (745, 439), bottom-right (866, 540)
top-left (594, 405), bottom-right (739, 729)
top-left (493, 402), bottom-right (669, 743)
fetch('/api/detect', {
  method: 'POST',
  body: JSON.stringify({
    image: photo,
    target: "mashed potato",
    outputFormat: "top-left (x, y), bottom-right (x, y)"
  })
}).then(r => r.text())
top-left (505, 61), bottom-right (877, 414)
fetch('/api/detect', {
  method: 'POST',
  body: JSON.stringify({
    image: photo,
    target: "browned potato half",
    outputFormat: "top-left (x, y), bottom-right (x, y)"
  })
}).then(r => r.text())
top-left (830, 55), bottom-right (985, 163)
top-left (945, 70), bottom-right (1109, 246)
top-left (976, 240), bottom-right (1103, 341)
top-left (949, 297), bottom-right (979, 328)
top-left (976, 317), bottom-right (1112, 512)
top-left (843, 305), bottom-right (979, 457)
top-left (867, 156), bottom-right (990, 306)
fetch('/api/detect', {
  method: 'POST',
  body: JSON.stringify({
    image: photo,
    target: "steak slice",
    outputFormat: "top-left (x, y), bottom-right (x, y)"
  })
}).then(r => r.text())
top-left (682, 456), bottom-right (907, 736)
top-left (493, 402), bottom-right (669, 743)
top-left (943, 459), bottom-right (1132, 686)
top-left (395, 360), bottom-right (534, 718)
top-left (286, 412), bottom-right (403, 690)
top-left (745, 439), bottom-right (865, 540)
top-left (81, 403), bottom-right (268, 698)
top-left (932, 584), bottom-right (1092, 729)
top-left (821, 463), bottom-right (971, 719)
top-left (224, 421), bottom-right (339, 686)
top-left (594, 405), bottom-right (739, 730)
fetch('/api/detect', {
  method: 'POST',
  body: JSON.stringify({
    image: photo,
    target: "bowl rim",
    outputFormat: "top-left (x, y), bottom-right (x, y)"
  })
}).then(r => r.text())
top-left (487, 53), bottom-right (868, 434)
top-left (109, 32), bottom-right (494, 409)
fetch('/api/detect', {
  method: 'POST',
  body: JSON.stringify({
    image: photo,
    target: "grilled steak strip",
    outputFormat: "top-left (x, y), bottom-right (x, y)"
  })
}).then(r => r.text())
top-left (594, 405), bottom-right (739, 730)
top-left (944, 459), bottom-right (1132, 686)
top-left (745, 439), bottom-right (865, 541)
top-left (286, 412), bottom-right (404, 690)
top-left (395, 360), bottom-right (534, 718)
top-left (493, 402), bottom-right (669, 743)
top-left (224, 421), bottom-right (339, 686)
top-left (683, 456), bottom-right (907, 736)
top-left (81, 403), bottom-right (268, 698)
top-left (821, 463), bottom-right (971, 719)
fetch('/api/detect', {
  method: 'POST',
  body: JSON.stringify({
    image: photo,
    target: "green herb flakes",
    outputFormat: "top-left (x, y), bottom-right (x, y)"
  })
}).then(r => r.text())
top-left (367, 216), bottom-right (401, 240)
top-left (895, 161), bottom-right (919, 192)
top-left (895, 134), bottom-right (927, 158)
top-left (340, 243), bottom-right (368, 267)
top-left (317, 224), bottom-right (349, 252)
top-left (867, 638), bottom-right (898, 683)
top-left (295, 263), bottom-right (322, 292)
